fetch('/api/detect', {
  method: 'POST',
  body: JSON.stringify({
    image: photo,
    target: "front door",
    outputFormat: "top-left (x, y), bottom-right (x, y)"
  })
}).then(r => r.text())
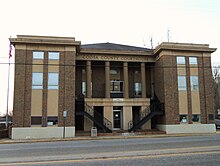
top-left (113, 110), bottom-right (121, 129)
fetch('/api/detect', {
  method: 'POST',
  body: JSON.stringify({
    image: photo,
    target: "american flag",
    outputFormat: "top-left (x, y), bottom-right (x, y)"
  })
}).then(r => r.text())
top-left (9, 43), bottom-right (12, 58)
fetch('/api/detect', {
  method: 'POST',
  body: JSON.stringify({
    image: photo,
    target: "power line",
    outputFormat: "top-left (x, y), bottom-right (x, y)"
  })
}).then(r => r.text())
top-left (0, 62), bottom-right (219, 69)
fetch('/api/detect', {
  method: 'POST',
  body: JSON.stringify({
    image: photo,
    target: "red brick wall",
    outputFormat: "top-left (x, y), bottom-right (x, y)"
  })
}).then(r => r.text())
top-left (13, 48), bottom-right (32, 127)
top-left (58, 50), bottom-right (76, 127)
top-left (154, 55), bottom-right (179, 125)
top-left (198, 56), bottom-right (215, 124)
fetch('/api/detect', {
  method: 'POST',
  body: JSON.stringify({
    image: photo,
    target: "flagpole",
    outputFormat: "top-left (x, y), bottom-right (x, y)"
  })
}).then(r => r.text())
top-left (6, 57), bottom-right (10, 128)
top-left (6, 43), bottom-right (12, 128)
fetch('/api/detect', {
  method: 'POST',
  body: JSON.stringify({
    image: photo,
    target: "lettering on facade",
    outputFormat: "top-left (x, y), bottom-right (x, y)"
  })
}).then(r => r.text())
top-left (77, 54), bottom-right (154, 62)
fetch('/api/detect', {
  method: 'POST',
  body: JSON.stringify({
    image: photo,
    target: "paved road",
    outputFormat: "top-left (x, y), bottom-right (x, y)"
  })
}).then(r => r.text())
top-left (0, 134), bottom-right (220, 165)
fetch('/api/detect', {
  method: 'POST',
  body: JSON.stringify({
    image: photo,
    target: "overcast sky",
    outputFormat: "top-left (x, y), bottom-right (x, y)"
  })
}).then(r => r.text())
top-left (0, 0), bottom-right (219, 115)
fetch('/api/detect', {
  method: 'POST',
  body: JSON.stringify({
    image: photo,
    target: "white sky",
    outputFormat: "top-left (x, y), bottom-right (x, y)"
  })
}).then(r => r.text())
top-left (0, 0), bottom-right (220, 115)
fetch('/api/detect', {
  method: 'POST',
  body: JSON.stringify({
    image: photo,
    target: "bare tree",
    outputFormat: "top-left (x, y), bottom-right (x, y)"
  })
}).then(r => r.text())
top-left (213, 65), bottom-right (220, 118)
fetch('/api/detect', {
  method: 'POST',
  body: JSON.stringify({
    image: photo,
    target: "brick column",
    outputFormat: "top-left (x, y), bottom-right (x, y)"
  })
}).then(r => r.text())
top-left (186, 57), bottom-right (192, 124)
top-left (13, 49), bottom-right (26, 127)
top-left (123, 62), bottom-right (129, 98)
top-left (105, 61), bottom-right (110, 98)
top-left (64, 49), bottom-right (76, 126)
top-left (23, 50), bottom-right (32, 127)
top-left (42, 52), bottom-right (48, 127)
top-left (86, 61), bottom-right (92, 98)
top-left (141, 62), bottom-right (146, 98)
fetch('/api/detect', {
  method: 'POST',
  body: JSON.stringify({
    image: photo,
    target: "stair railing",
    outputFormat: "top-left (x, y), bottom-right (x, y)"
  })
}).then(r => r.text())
top-left (85, 103), bottom-right (112, 130)
top-left (128, 105), bottom-right (150, 130)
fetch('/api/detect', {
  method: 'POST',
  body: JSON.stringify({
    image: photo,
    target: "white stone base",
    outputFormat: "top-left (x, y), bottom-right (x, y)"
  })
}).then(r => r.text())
top-left (12, 127), bottom-right (75, 139)
top-left (156, 124), bottom-right (216, 134)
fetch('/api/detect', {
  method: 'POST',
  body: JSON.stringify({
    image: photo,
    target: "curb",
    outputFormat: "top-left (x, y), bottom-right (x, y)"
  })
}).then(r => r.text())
top-left (0, 132), bottom-right (218, 144)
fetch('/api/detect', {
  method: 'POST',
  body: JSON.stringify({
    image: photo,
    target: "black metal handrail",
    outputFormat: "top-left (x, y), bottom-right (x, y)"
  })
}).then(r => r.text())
top-left (85, 103), bottom-right (112, 130)
top-left (128, 105), bottom-right (150, 130)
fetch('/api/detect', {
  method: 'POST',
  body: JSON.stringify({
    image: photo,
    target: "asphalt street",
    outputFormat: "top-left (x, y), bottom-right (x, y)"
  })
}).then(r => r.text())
top-left (0, 134), bottom-right (220, 165)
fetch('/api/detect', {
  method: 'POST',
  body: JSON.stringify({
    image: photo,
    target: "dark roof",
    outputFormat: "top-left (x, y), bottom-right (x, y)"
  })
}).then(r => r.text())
top-left (81, 43), bottom-right (151, 51)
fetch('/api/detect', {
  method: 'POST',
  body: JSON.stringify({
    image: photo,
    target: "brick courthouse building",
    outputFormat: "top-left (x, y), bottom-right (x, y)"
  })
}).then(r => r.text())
top-left (10, 35), bottom-right (216, 139)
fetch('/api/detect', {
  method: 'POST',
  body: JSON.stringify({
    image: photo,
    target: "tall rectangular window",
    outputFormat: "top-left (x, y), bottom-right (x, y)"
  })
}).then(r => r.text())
top-left (190, 76), bottom-right (199, 90)
top-left (178, 76), bottom-right (187, 91)
top-left (81, 82), bottom-right (92, 96)
top-left (32, 72), bottom-right (43, 89)
top-left (33, 51), bottom-right (44, 59)
top-left (134, 83), bottom-right (142, 96)
top-left (48, 52), bottom-right (59, 60)
top-left (189, 57), bottom-right (198, 65)
top-left (82, 82), bottom-right (86, 95)
top-left (177, 56), bottom-right (185, 65)
top-left (48, 73), bottom-right (59, 89)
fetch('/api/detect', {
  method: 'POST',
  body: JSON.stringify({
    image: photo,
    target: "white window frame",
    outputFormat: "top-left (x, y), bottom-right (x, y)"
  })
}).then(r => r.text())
top-left (32, 72), bottom-right (43, 89)
top-left (48, 73), bottom-right (59, 89)
top-left (48, 52), bottom-right (59, 60)
top-left (33, 51), bottom-right (44, 59)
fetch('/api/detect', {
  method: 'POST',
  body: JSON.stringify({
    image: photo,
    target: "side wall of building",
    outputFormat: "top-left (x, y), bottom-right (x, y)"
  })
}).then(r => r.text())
top-left (13, 46), bottom-right (32, 127)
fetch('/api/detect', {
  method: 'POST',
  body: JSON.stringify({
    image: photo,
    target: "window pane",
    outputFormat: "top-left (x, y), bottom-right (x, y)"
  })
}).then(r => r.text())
top-left (47, 116), bottom-right (58, 126)
top-left (190, 76), bottom-right (199, 90)
top-left (110, 81), bottom-right (123, 92)
top-left (82, 82), bottom-right (86, 95)
top-left (178, 76), bottom-right (187, 90)
top-left (189, 57), bottom-right (197, 65)
top-left (180, 115), bottom-right (188, 123)
top-left (177, 56), bottom-right (185, 65)
top-left (114, 81), bottom-right (120, 91)
top-left (134, 83), bottom-right (142, 96)
top-left (81, 82), bottom-right (92, 95)
top-left (32, 73), bottom-right (43, 89)
top-left (31, 116), bottom-right (42, 125)
top-left (110, 69), bottom-right (119, 75)
top-left (33, 51), bottom-right (44, 59)
top-left (192, 114), bottom-right (200, 122)
top-left (48, 73), bottom-right (59, 89)
top-left (49, 52), bottom-right (59, 60)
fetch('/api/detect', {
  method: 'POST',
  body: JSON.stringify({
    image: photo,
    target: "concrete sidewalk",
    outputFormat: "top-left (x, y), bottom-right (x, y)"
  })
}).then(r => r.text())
top-left (0, 131), bottom-right (219, 144)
